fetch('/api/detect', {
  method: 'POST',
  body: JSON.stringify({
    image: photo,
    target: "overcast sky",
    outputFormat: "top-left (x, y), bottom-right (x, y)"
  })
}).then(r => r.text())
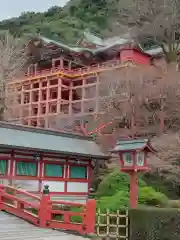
top-left (0, 0), bottom-right (69, 20)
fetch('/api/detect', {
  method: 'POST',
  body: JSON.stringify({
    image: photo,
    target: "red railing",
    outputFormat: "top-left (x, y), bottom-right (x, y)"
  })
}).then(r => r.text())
top-left (11, 59), bottom-right (122, 83)
top-left (0, 184), bottom-right (96, 235)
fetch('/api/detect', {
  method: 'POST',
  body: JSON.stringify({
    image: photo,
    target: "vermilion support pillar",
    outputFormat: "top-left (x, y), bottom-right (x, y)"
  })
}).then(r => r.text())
top-left (84, 199), bottom-right (96, 234)
top-left (0, 187), bottom-right (4, 210)
top-left (39, 193), bottom-right (51, 228)
top-left (129, 172), bottom-right (138, 209)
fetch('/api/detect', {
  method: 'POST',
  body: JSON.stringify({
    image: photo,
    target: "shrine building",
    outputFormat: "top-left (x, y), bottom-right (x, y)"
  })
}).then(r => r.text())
top-left (0, 122), bottom-right (108, 203)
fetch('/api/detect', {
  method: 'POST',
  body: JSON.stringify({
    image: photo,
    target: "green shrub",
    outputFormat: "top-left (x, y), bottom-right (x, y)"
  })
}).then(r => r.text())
top-left (96, 186), bottom-right (168, 212)
top-left (96, 191), bottom-right (129, 212)
top-left (96, 169), bottom-right (146, 198)
top-left (95, 169), bottom-right (169, 211)
top-left (129, 208), bottom-right (180, 240)
top-left (30, 206), bottom-right (83, 223)
top-left (139, 186), bottom-right (168, 207)
top-left (70, 207), bottom-right (83, 223)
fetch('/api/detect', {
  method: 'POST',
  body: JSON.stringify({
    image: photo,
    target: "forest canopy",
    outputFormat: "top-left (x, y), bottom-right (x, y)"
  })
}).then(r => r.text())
top-left (0, 0), bottom-right (114, 43)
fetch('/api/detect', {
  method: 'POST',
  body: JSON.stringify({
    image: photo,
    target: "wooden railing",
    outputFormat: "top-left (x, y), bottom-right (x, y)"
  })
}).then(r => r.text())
top-left (0, 184), bottom-right (96, 235)
top-left (13, 59), bottom-right (123, 83)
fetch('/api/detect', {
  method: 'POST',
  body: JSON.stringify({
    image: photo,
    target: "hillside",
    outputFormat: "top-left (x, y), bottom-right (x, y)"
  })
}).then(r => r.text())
top-left (1, 0), bottom-right (180, 204)
top-left (0, 0), bottom-right (113, 43)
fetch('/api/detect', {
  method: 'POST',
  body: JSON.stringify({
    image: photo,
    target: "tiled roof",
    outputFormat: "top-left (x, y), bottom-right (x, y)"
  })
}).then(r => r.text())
top-left (0, 122), bottom-right (108, 159)
top-left (112, 139), bottom-right (156, 152)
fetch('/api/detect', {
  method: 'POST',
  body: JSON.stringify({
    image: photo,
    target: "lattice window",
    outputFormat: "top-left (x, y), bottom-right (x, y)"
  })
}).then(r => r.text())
top-left (16, 161), bottom-right (37, 176)
top-left (69, 166), bottom-right (87, 179)
top-left (44, 163), bottom-right (63, 178)
top-left (123, 153), bottom-right (133, 166)
top-left (0, 160), bottom-right (7, 175)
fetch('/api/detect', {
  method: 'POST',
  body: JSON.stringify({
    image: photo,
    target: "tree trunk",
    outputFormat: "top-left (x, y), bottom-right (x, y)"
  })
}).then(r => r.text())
top-left (165, 50), bottom-right (179, 70)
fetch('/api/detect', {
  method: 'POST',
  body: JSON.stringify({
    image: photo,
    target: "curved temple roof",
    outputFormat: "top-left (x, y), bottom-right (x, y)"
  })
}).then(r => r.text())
top-left (0, 122), bottom-right (109, 159)
top-left (112, 139), bottom-right (157, 153)
top-left (36, 31), bottom-right (167, 57)
top-left (34, 32), bottom-right (134, 56)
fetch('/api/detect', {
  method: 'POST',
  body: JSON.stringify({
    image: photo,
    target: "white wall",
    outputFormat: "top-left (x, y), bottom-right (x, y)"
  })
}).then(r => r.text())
top-left (67, 182), bottom-right (88, 193)
top-left (42, 180), bottom-right (65, 192)
top-left (13, 180), bottom-right (39, 191)
top-left (0, 179), bottom-right (9, 185)
top-left (51, 194), bottom-right (88, 204)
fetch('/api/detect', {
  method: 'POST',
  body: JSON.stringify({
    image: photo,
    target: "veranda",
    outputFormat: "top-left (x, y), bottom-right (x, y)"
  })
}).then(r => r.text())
top-left (0, 121), bottom-right (108, 203)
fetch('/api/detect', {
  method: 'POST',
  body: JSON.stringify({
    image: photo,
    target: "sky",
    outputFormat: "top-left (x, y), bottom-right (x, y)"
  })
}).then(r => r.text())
top-left (0, 0), bottom-right (69, 21)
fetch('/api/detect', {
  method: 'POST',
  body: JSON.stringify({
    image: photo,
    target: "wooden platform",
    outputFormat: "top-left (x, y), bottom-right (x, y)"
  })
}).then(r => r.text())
top-left (0, 211), bottom-right (89, 240)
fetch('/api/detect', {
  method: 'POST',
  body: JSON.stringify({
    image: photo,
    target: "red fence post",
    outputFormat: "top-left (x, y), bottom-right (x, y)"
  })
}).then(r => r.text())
top-left (84, 199), bottom-right (96, 234)
top-left (0, 188), bottom-right (4, 210)
top-left (39, 188), bottom-right (51, 228)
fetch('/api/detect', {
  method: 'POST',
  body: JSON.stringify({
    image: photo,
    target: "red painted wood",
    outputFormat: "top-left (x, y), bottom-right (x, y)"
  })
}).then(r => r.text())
top-left (64, 159), bottom-right (68, 194)
top-left (0, 184), bottom-right (96, 235)
top-left (10, 151), bottom-right (15, 180)
top-left (129, 172), bottom-right (138, 208)
top-left (3, 204), bottom-right (39, 225)
top-left (39, 155), bottom-right (43, 192)
top-left (88, 164), bottom-right (92, 192)
top-left (17, 191), bottom-right (88, 196)
top-left (119, 150), bottom-right (149, 172)
top-left (39, 193), bottom-right (51, 227)
top-left (120, 49), bottom-right (151, 65)
top-left (0, 157), bottom-right (9, 160)
top-left (11, 149), bottom-right (98, 161)
top-left (84, 199), bottom-right (96, 234)
top-left (0, 153), bottom-right (93, 196)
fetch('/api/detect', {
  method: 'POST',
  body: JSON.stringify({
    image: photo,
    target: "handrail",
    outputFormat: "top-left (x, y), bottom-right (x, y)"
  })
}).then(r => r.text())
top-left (9, 59), bottom-right (123, 84)
top-left (0, 184), bottom-right (96, 235)
top-left (0, 184), bottom-right (40, 226)
top-left (50, 199), bottom-right (85, 207)
top-left (0, 184), bottom-right (40, 200)
top-left (3, 192), bottom-right (39, 209)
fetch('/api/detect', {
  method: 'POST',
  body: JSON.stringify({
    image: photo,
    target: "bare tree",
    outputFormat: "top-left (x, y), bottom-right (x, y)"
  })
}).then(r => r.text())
top-left (110, 0), bottom-right (180, 64)
top-left (0, 31), bottom-right (26, 120)
top-left (98, 66), bottom-right (161, 136)
top-left (98, 64), bottom-right (180, 137)
top-left (96, 65), bottom-right (180, 195)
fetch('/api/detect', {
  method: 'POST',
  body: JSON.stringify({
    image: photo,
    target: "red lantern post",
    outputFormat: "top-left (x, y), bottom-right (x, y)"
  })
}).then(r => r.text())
top-left (112, 139), bottom-right (156, 208)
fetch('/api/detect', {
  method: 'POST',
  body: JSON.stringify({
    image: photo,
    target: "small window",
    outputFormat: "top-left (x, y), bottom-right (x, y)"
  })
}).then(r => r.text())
top-left (44, 163), bottom-right (63, 177)
top-left (136, 152), bottom-right (145, 166)
top-left (70, 166), bottom-right (87, 179)
top-left (123, 153), bottom-right (133, 166)
top-left (16, 161), bottom-right (37, 176)
top-left (0, 160), bottom-right (7, 175)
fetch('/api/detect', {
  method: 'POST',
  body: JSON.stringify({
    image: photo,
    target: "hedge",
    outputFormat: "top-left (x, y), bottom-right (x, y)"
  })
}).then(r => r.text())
top-left (129, 208), bottom-right (180, 240)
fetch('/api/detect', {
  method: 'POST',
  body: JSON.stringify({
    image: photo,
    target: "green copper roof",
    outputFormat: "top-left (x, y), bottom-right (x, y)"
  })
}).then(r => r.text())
top-left (37, 33), bottom-right (133, 56)
top-left (84, 31), bottom-right (132, 47)
top-left (39, 36), bottom-right (93, 53)
top-left (34, 32), bottom-right (168, 57)
top-left (112, 139), bottom-right (156, 152)
top-left (83, 31), bottom-right (104, 46)
top-left (0, 122), bottom-right (108, 159)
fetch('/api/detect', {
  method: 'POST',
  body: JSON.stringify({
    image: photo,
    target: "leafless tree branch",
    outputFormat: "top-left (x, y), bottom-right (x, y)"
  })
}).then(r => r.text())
top-left (0, 31), bottom-right (27, 120)
top-left (109, 0), bottom-right (180, 63)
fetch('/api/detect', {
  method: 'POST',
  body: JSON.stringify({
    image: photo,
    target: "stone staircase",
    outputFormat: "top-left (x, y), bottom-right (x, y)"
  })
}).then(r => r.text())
top-left (0, 211), bottom-right (88, 240)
